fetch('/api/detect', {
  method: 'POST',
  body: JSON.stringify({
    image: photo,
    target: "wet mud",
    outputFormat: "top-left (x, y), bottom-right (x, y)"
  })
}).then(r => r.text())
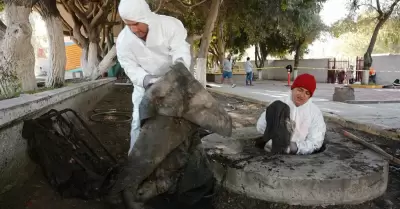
top-left (0, 85), bottom-right (399, 209)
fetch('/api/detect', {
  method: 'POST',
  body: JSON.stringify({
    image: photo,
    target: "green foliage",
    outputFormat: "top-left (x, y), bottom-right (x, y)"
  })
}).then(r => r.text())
top-left (0, 69), bottom-right (22, 100)
top-left (330, 13), bottom-right (376, 38)
top-left (154, 0), bottom-right (208, 35)
top-left (330, 12), bottom-right (400, 55)
top-left (280, 0), bottom-right (327, 56)
top-left (231, 0), bottom-right (326, 60)
top-left (24, 87), bottom-right (54, 94)
top-left (228, 29), bottom-right (249, 57)
top-left (156, 0), bottom-right (327, 65)
top-left (338, 0), bottom-right (400, 65)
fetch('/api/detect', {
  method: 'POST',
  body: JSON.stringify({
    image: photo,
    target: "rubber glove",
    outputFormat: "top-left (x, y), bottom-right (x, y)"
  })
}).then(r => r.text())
top-left (288, 142), bottom-right (298, 154)
top-left (143, 75), bottom-right (161, 89)
top-left (174, 57), bottom-right (185, 65)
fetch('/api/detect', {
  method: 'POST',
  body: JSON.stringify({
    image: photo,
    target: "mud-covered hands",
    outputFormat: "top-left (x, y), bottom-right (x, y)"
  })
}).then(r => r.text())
top-left (143, 58), bottom-right (185, 90)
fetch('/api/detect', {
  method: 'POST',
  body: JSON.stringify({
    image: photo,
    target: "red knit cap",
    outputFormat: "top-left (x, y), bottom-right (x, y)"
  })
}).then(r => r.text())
top-left (291, 73), bottom-right (317, 96)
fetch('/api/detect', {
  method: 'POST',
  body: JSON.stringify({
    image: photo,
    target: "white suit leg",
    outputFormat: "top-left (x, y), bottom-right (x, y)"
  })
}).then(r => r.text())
top-left (129, 86), bottom-right (145, 155)
top-left (129, 107), bottom-right (141, 155)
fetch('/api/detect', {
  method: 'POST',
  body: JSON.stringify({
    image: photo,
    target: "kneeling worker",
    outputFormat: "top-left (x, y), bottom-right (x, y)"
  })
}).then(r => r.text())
top-left (256, 73), bottom-right (326, 155)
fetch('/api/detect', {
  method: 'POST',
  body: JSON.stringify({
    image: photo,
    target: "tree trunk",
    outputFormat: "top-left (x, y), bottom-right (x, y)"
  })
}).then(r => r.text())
top-left (92, 45), bottom-right (117, 79)
top-left (36, 0), bottom-right (66, 88)
top-left (62, 0), bottom-right (115, 79)
top-left (255, 42), bottom-right (268, 80)
top-left (186, 35), bottom-right (198, 75)
top-left (87, 42), bottom-right (100, 78)
top-left (81, 42), bottom-right (100, 78)
top-left (1, 2), bottom-right (37, 96)
top-left (0, 20), bottom-right (6, 39)
top-left (217, 19), bottom-right (225, 68)
top-left (255, 44), bottom-right (262, 68)
top-left (362, 15), bottom-right (390, 84)
top-left (293, 42), bottom-right (301, 80)
top-left (195, 0), bottom-right (221, 87)
top-left (80, 45), bottom-right (89, 76)
top-left (44, 16), bottom-right (66, 87)
top-left (255, 42), bottom-right (267, 68)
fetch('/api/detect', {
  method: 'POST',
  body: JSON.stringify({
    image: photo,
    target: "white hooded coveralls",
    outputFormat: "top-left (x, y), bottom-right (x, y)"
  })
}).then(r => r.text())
top-left (117, 0), bottom-right (191, 154)
top-left (256, 92), bottom-right (327, 155)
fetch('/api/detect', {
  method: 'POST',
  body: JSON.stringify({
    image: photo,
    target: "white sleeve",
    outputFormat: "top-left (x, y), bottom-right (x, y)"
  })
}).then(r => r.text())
top-left (296, 109), bottom-right (326, 155)
top-left (256, 110), bottom-right (267, 134)
top-left (169, 20), bottom-right (191, 69)
top-left (116, 33), bottom-right (149, 88)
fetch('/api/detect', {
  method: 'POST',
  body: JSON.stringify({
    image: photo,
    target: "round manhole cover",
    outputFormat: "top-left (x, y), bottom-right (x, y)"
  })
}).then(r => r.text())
top-left (90, 111), bottom-right (132, 123)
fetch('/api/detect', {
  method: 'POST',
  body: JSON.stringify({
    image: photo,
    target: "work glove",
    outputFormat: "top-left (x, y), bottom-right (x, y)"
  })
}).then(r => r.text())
top-left (287, 142), bottom-right (298, 154)
top-left (173, 57), bottom-right (192, 76)
top-left (284, 119), bottom-right (297, 154)
top-left (143, 75), bottom-right (161, 89)
top-left (174, 57), bottom-right (185, 65)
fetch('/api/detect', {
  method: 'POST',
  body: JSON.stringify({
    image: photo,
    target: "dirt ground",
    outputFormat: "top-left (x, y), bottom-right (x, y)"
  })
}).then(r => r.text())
top-left (1, 84), bottom-right (400, 209)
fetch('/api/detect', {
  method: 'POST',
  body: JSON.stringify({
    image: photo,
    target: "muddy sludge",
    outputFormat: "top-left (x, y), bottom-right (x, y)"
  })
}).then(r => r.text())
top-left (1, 86), bottom-right (400, 209)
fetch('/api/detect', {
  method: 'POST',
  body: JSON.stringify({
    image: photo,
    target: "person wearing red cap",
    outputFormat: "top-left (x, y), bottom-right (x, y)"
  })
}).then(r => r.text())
top-left (256, 73), bottom-right (326, 155)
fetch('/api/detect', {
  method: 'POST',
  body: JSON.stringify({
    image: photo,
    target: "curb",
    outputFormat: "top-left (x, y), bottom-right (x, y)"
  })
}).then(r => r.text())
top-left (323, 113), bottom-right (400, 141)
top-left (350, 84), bottom-right (383, 89)
top-left (208, 88), bottom-right (269, 106)
top-left (344, 100), bottom-right (400, 104)
top-left (208, 88), bottom-right (400, 141)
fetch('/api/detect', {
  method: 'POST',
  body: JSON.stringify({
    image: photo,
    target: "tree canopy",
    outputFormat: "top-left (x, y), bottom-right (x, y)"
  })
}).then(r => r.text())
top-left (230, 0), bottom-right (327, 68)
top-left (0, 0), bottom-right (332, 98)
top-left (344, 0), bottom-right (400, 84)
top-left (152, 0), bottom-right (327, 68)
top-left (331, 12), bottom-right (400, 56)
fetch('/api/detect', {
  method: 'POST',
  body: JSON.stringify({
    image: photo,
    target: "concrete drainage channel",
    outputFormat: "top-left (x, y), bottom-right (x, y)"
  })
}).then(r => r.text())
top-left (0, 82), bottom-right (397, 209)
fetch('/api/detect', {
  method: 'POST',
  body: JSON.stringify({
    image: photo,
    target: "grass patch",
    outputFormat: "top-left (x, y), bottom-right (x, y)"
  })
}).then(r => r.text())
top-left (24, 87), bottom-right (55, 94)
top-left (1, 79), bottom-right (88, 99)
top-left (0, 92), bottom-right (21, 101)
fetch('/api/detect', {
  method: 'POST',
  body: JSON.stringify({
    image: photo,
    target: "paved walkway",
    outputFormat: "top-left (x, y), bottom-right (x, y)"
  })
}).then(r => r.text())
top-left (208, 80), bottom-right (400, 132)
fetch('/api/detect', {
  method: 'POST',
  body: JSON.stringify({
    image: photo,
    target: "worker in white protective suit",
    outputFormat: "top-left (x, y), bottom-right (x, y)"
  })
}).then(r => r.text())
top-left (116, 0), bottom-right (191, 155)
top-left (256, 73), bottom-right (327, 155)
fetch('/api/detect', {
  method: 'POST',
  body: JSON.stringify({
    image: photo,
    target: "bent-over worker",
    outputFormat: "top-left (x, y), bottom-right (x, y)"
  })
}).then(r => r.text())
top-left (256, 73), bottom-right (327, 155)
top-left (116, 0), bottom-right (191, 155)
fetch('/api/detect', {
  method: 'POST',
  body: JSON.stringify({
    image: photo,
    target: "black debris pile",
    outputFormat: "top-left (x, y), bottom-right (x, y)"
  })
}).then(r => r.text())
top-left (22, 108), bottom-right (119, 200)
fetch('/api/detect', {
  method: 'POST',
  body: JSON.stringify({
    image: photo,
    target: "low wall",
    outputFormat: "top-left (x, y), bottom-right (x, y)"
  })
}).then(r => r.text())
top-left (264, 59), bottom-right (329, 82)
top-left (0, 78), bottom-right (116, 194)
top-left (234, 55), bottom-right (400, 84)
top-left (207, 73), bottom-right (248, 84)
top-left (234, 59), bottom-right (329, 83)
top-left (371, 54), bottom-right (400, 85)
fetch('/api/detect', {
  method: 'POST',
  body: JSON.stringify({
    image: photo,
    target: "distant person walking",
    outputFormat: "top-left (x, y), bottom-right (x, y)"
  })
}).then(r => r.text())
top-left (369, 67), bottom-right (376, 84)
top-left (220, 54), bottom-right (236, 88)
top-left (244, 57), bottom-right (254, 86)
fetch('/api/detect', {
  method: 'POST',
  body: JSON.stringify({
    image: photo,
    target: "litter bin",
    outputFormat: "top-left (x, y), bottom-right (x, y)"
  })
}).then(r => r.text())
top-left (107, 62), bottom-right (122, 77)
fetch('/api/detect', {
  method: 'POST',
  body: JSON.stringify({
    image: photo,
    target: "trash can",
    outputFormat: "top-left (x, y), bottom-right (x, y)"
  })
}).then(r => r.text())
top-left (107, 62), bottom-right (122, 77)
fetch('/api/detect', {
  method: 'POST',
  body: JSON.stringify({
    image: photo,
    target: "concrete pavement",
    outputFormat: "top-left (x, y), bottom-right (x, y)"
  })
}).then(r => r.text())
top-left (208, 80), bottom-right (400, 140)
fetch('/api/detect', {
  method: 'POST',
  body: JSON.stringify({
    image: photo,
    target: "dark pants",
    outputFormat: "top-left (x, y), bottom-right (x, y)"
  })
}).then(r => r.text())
top-left (246, 72), bottom-right (253, 85)
top-left (255, 100), bottom-right (292, 154)
top-left (369, 74), bottom-right (376, 84)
